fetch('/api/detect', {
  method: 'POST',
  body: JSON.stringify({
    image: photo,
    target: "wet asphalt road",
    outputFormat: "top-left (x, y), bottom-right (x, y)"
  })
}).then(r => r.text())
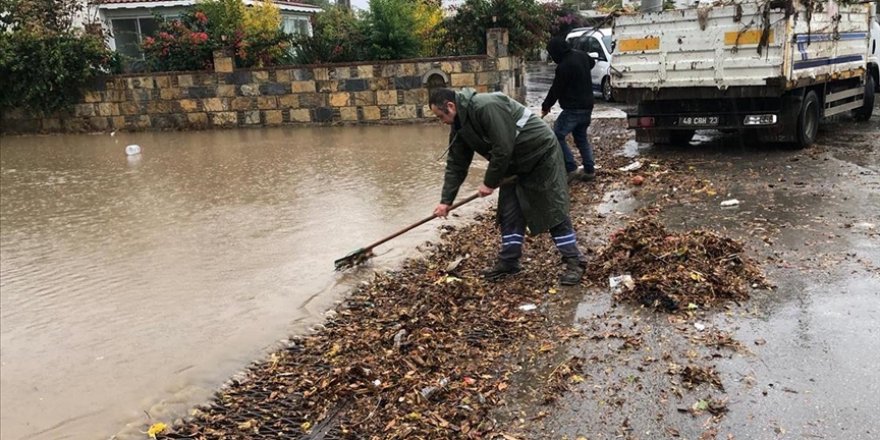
top-left (521, 62), bottom-right (880, 439)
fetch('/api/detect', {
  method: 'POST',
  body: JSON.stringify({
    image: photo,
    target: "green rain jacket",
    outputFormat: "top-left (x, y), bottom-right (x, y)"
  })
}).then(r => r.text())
top-left (440, 88), bottom-right (570, 234)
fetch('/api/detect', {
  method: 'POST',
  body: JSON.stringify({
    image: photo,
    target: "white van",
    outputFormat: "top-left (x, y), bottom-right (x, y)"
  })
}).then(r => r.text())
top-left (566, 27), bottom-right (615, 101)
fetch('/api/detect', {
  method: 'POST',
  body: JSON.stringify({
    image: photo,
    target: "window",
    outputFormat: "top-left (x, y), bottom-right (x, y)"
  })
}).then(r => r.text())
top-left (111, 17), bottom-right (159, 60)
top-left (281, 16), bottom-right (311, 36)
top-left (579, 36), bottom-right (606, 61)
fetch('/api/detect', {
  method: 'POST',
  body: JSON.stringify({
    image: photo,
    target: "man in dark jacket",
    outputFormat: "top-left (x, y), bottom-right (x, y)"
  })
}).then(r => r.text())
top-left (429, 87), bottom-right (587, 285)
top-left (542, 35), bottom-right (596, 181)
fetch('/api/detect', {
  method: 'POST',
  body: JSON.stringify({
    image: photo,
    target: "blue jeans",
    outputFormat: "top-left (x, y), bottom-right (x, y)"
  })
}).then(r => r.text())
top-left (553, 109), bottom-right (594, 174)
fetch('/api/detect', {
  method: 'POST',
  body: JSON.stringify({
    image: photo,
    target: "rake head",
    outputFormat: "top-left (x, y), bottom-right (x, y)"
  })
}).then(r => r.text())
top-left (333, 248), bottom-right (375, 271)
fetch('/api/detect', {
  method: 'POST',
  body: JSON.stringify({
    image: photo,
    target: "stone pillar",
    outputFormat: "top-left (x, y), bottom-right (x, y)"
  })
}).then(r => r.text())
top-left (486, 28), bottom-right (509, 58)
top-left (213, 50), bottom-right (234, 73)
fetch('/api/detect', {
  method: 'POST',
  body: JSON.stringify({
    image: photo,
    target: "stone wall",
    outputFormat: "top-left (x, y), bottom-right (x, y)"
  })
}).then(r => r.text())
top-left (1, 29), bottom-right (524, 134)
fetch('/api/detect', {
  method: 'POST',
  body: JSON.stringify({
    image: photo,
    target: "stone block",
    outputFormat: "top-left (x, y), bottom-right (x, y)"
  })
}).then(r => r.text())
top-left (298, 93), bottom-right (326, 107)
top-left (421, 105), bottom-right (433, 118)
top-left (340, 107), bottom-right (358, 121)
top-left (440, 61), bottom-right (459, 73)
top-left (147, 101), bottom-right (173, 114)
top-left (278, 95), bottom-right (299, 108)
top-left (127, 114), bottom-right (151, 129)
top-left (477, 71), bottom-right (500, 85)
top-left (178, 74), bottom-right (194, 87)
top-left (376, 90), bottom-right (398, 106)
top-left (351, 91), bottom-right (375, 106)
top-left (362, 106), bottom-right (381, 121)
top-left (257, 96), bottom-right (277, 109)
top-left (275, 69), bottom-right (291, 83)
top-left (230, 97), bottom-right (256, 111)
top-left (160, 88), bottom-right (182, 100)
top-left (496, 57), bottom-right (510, 71)
top-left (62, 118), bottom-right (88, 132)
top-left (263, 110), bottom-right (283, 125)
top-left (313, 107), bottom-right (335, 122)
top-left (243, 110), bottom-right (261, 124)
top-left (370, 77), bottom-right (391, 91)
top-left (293, 68), bottom-right (315, 81)
top-left (203, 98), bottom-right (226, 112)
top-left (231, 71), bottom-right (253, 85)
top-left (128, 89), bottom-right (152, 102)
top-left (312, 68), bottom-right (329, 81)
top-left (399, 63), bottom-right (417, 76)
top-left (217, 85), bottom-right (236, 97)
top-left (252, 70), bottom-right (270, 83)
top-left (342, 79), bottom-right (368, 92)
top-left (152, 114), bottom-right (185, 129)
top-left (356, 65), bottom-right (374, 79)
top-left (210, 112), bottom-right (237, 126)
top-left (329, 92), bottom-right (350, 107)
top-left (260, 83), bottom-right (291, 96)
top-left (292, 81), bottom-right (316, 93)
top-left (213, 55), bottom-right (234, 73)
top-left (177, 99), bottom-right (200, 112)
top-left (391, 105), bottom-right (417, 120)
top-left (97, 102), bottom-right (120, 116)
top-left (187, 112), bottom-right (209, 127)
top-left (74, 104), bottom-right (95, 117)
top-left (290, 108), bottom-right (311, 122)
top-left (83, 91), bottom-right (102, 103)
top-left (120, 102), bottom-right (141, 115)
top-left (128, 77), bottom-right (154, 89)
top-left (393, 76), bottom-right (422, 90)
top-left (403, 89), bottom-right (428, 105)
top-left (379, 64), bottom-right (397, 77)
top-left (111, 116), bottom-right (126, 128)
top-left (451, 73), bottom-right (475, 87)
top-left (155, 76), bottom-right (171, 89)
top-left (316, 80), bottom-right (338, 93)
top-left (186, 86), bottom-right (214, 99)
top-left (331, 66), bottom-right (351, 80)
top-left (104, 90), bottom-right (127, 102)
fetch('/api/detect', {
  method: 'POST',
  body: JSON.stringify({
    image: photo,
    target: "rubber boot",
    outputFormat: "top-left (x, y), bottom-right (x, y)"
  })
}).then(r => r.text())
top-left (560, 257), bottom-right (585, 286)
top-left (482, 260), bottom-right (522, 281)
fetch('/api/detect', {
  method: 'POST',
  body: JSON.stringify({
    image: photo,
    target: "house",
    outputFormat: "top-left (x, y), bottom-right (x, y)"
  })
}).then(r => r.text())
top-left (89, 0), bottom-right (322, 61)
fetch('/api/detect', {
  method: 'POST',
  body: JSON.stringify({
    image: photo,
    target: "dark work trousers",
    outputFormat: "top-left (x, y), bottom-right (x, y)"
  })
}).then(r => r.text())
top-left (497, 181), bottom-right (585, 263)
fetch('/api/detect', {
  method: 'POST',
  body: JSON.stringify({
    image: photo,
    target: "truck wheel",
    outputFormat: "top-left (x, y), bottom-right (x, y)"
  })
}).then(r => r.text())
top-left (795, 91), bottom-right (820, 149)
top-left (852, 75), bottom-right (875, 122)
top-left (669, 130), bottom-right (695, 145)
top-left (602, 76), bottom-right (614, 102)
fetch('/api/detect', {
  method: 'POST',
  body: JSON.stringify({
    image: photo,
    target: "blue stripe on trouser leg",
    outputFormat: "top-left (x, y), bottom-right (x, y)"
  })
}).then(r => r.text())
top-left (549, 218), bottom-right (584, 261)
top-left (498, 182), bottom-right (526, 262)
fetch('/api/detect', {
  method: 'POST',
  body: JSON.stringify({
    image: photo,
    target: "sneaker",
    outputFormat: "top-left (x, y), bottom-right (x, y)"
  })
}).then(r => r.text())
top-left (482, 260), bottom-right (522, 280)
top-left (559, 257), bottom-right (585, 286)
top-left (567, 169), bottom-right (583, 183)
top-left (580, 170), bottom-right (596, 181)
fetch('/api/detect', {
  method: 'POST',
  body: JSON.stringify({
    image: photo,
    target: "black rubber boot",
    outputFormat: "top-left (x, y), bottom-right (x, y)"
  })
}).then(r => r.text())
top-left (559, 257), bottom-right (585, 286)
top-left (482, 260), bottom-right (522, 281)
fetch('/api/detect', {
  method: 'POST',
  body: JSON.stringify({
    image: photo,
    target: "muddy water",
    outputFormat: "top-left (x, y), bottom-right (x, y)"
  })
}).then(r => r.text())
top-left (0, 125), bottom-right (486, 440)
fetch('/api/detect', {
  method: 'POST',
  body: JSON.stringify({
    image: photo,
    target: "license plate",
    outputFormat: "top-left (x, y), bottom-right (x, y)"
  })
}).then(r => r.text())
top-left (679, 116), bottom-right (719, 126)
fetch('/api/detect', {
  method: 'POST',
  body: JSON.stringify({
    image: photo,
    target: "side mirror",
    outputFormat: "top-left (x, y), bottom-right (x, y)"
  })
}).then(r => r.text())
top-left (588, 52), bottom-right (600, 59)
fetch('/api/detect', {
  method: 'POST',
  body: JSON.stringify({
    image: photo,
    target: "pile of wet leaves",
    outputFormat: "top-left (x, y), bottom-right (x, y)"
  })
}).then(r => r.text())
top-left (158, 215), bottom-right (566, 440)
top-left (587, 212), bottom-right (769, 311)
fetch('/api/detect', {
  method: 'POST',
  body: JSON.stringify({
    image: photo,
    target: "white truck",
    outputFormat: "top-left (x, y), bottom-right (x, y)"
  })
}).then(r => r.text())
top-left (613, 0), bottom-right (877, 148)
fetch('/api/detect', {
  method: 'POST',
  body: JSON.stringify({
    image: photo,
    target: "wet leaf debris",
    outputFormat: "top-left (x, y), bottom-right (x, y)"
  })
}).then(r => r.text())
top-left (587, 212), bottom-right (770, 311)
top-left (158, 215), bottom-right (567, 440)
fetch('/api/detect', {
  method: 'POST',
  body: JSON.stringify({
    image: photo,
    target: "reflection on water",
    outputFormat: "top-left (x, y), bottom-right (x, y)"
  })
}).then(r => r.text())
top-left (0, 125), bottom-right (485, 440)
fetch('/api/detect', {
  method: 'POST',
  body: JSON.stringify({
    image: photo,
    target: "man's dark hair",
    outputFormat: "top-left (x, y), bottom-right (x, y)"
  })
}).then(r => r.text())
top-left (429, 88), bottom-right (456, 110)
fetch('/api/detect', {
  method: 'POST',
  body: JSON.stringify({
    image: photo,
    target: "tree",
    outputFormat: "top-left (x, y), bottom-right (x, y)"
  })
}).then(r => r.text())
top-left (364, 0), bottom-right (421, 60)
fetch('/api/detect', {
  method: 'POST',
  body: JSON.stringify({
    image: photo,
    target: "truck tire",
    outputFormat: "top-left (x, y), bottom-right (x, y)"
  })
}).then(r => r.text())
top-left (669, 130), bottom-right (695, 145)
top-left (795, 91), bottom-right (820, 149)
top-left (852, 75), bottom-right (875, 122)
top-left (602, 76), bottom-right (614, 102)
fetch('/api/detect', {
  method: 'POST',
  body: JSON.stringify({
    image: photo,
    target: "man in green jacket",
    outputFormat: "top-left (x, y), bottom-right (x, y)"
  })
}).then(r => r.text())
top-left (428, 88), bottom-right (586, 285)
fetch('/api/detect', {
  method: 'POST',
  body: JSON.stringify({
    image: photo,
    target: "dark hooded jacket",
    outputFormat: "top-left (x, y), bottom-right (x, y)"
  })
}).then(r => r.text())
top-left (440, 89), bottom-right (570, 234)
top-left (542, 36), bottom-right (595, 112)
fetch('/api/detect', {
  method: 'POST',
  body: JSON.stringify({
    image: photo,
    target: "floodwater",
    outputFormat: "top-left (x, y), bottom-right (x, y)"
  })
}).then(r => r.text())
top-left (0, 125), bottom-right (486, 440)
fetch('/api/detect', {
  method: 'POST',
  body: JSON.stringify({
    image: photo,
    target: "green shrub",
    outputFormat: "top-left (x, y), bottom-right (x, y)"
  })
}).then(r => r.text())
top-left (292, 5), bottom-right (368, 64)
top-left (0, 0), bottom-right (113, 114)
top-left (364, 0), bottom-right (421, 60)
top-left (441, 0), bottom-right (550, 57)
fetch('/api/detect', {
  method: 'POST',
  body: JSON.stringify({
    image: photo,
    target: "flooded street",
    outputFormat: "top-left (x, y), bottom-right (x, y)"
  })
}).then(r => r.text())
top-left (0, 125), bottom-right (484, 440)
